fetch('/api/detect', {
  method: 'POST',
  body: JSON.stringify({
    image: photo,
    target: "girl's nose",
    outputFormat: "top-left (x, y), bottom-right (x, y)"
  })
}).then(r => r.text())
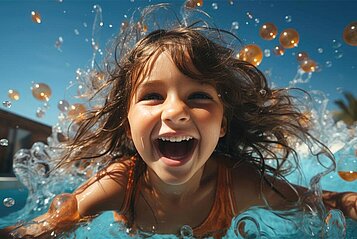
top-left (161, 99), bottom-right (190, 124)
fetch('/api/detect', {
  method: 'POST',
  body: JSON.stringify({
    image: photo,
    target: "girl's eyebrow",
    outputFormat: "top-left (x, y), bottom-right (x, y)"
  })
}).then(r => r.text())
top-left (137, 79), bottom-right (162, 89)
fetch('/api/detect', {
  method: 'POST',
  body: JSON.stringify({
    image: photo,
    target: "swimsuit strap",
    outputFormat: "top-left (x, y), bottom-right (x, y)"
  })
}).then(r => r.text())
top-left (192, 163), bottom-right (237, 238)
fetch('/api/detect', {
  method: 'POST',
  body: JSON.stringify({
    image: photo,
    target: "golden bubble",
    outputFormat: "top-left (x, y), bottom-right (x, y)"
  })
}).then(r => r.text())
top-left (185, 0), bottom-right (203, 8)
top-left (31, 11), bottom-right (41, 24)
top-left (343, 21), bottom-right (357, 46)
top-left (300, 59), bottom-right (317, 73)
top-left (48, 193), bottom-right (80, 222)
top-left (31, 83), bottom-right (52, 102)
top-left (259, 22), bottom-right (278, 40)
top-left (296, 52), bottom-right (309, 62)
top-left (273, 45), bottom-right (285, 56)
top-left (338, 171), bottom-right (357, 182)
top-left (279, 28), bottom-right (299, 48)
top-left (8, 89), bottom-right (20, 101)
top-left (237, 44), bottom-right (263, 66)
top-left (67, 103), bottom-right (87, 122)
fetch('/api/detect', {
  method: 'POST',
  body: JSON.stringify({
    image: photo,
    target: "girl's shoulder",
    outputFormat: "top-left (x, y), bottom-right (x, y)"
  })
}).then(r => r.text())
top-left (74, 157), bottom-right (134, 217)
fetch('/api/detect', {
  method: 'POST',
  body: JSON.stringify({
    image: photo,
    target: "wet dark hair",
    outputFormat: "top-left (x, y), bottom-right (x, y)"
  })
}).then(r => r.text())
top-left (62, 4), bottom-right (331, 192)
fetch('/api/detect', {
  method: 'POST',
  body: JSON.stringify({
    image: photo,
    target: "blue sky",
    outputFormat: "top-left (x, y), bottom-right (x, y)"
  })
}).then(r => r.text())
top-left (0, 0), bottom-right (356, 127)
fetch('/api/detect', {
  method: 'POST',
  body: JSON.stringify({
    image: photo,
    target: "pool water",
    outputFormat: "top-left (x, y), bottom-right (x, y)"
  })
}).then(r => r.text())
top-left (1, 185), bottom-right (357, 238)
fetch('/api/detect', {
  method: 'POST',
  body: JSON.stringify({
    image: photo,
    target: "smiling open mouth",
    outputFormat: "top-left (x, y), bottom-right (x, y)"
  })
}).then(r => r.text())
top-left (156, 137), bottom-right (196, 161)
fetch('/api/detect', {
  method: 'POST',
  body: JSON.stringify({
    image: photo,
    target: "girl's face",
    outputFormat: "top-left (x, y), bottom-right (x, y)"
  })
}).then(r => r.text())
top-left (127, 52), bottom-right (226, 185)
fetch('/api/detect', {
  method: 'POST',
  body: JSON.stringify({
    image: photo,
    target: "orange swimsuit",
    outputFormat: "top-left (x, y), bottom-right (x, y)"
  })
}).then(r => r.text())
top-left (114, 158), bottom-right (238, 238)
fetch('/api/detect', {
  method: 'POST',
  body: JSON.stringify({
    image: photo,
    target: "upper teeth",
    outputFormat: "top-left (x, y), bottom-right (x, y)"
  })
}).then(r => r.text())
top-left (158, 136), bottom-right (193, 142)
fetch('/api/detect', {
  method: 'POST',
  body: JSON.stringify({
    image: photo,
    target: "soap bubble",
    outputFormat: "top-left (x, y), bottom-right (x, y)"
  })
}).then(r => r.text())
top-left (211, 2), bottom-right (218, 10)
top-left (0, 139), bottom-right (9, 146)
top-left (279, 28), bottom-right (299, 48)
top-left (2, 101), bottom-right (12, 108)
top-left (31, 11), bottom-right (41, 24)
top-left (8, 89), bottom-right (20, 100)
top-left (259, 22), bottom-right (278, 40)
top-left (31, 83), bottom-right (52, 102)
top-left (237, 44), bottom-right (263, 66)
top-left (180, 225), bottom-right (193, 238)
top-left (343, 21), bottom-right (357, 46)
top-left (3, 197), bottom-right (15, 207)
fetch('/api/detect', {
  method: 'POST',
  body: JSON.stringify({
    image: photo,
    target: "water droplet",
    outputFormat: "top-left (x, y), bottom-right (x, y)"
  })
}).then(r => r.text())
top-left (246, 12), bottom-right (253, 19)
top-left (332, 39), bottom-right (342, 49)
top-left (259, 89), bottom-right (267, 96)
top-left (212, 2), bottom-right (218, 10)
top-left (36, 108), bottom-right (45, 118)
top-left (264, 49), bottom-right (271, 57)
top-left (55, 37), bottom-right (64, 51)
top-left (325, 61), bottom-right (332, 68)
top-left (334, 49), bottom-right (343, 59)
top-left (232, 21), bottom-right (239, 30)
top-left (57, 100), bottom-right (70, 112)
top-left (228, 0), bottom-right (234, 5)
top-left (336, 87), bottom-right (344, 93)
top-left (109, 24), bottom-right (113, 28)
top-left (2, 101), bottom-right (11, 108)
top-left (285, 15), bottom-right (292, 23)
top-left (0, 139), bottom-right (9, 146)
top-left (254, 18), bottom-right (260, 24)
top-left (317, 48), bottom-right (324, 53)
top-left (3, 197), bottom-right (15, 207)
top-left (180, 225), bottom-right (193, 238)
top-left (74, 29), bottom-right (79, 35)
top-left (83, 22), bottom-right (88, 28)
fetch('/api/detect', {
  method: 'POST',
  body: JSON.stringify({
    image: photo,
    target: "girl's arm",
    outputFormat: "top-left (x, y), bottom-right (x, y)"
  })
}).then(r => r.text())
top-left (232, 163), bottom-right (357, 220)
top-left (0, 160), bottom-right (130, 238)
top-left (263, 174), bottom-right (357, 220)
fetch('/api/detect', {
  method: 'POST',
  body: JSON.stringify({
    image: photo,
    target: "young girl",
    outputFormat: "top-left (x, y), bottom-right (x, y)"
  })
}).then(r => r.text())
top-left (1, 4), bottom-right (356, 239)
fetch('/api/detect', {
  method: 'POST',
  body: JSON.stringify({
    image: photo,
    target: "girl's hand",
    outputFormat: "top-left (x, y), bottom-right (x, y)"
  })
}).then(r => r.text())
top-left (322, 191), bottom-right (357, 220)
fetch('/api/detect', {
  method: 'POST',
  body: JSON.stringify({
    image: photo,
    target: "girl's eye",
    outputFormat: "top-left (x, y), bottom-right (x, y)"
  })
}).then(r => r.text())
top-left (141, 93), bottom-right (163, 101)
top-left (188, 92), bottom-right (213, 100)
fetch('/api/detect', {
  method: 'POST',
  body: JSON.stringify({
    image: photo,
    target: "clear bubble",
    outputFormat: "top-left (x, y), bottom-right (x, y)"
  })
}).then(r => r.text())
top-left (264, 49), bottom-right (271, 57)
top-left (109, 24), bottom-right (113, 28)
top-left (246, 12), bottom-right (253, 19)
top-left (254, 18), bottom-right (260, 24)
top-left (334, 49), bottom-right (343, 59)
top-left (0, 139), bottom-right (9, 146)
top-left (285, 15), bottom-right (292, 23)
top-left (55, 37), bottom-right (64, 51)
top-left (83, 22), bottom-right (88, 27)
top-left (332, 39), bottom-right (342, 49)
top-left (2, 101), bottom-right (12, 108)
top-left (3, 197), bottom-right (15, 207)
top-left (36, 107), bottom-right (45, 118)
top-left (228, 0), bottom-right (234, 5)
top-left (180, 225), bottom-right (193, 238)
top-left (232, 21), bottom-right (239, 30)
top-left (57, 100), bottom-right (70, 112)
top-left (259, 89), bottom-right (267, 96)
top-left (211, 3), bottom-right (218, 10)
top-left (74, 29), bottom-right (79, 35)
top-left (336, 87), bottom-right (344, 93)
top-left (325, 61), bottom-right (332, 68)
top-left (317, 48), bottom-right (324, 53)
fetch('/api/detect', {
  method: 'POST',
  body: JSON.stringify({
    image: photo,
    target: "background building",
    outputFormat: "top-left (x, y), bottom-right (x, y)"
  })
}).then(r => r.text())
top-left (0, 109), bottom-right (51, 176)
